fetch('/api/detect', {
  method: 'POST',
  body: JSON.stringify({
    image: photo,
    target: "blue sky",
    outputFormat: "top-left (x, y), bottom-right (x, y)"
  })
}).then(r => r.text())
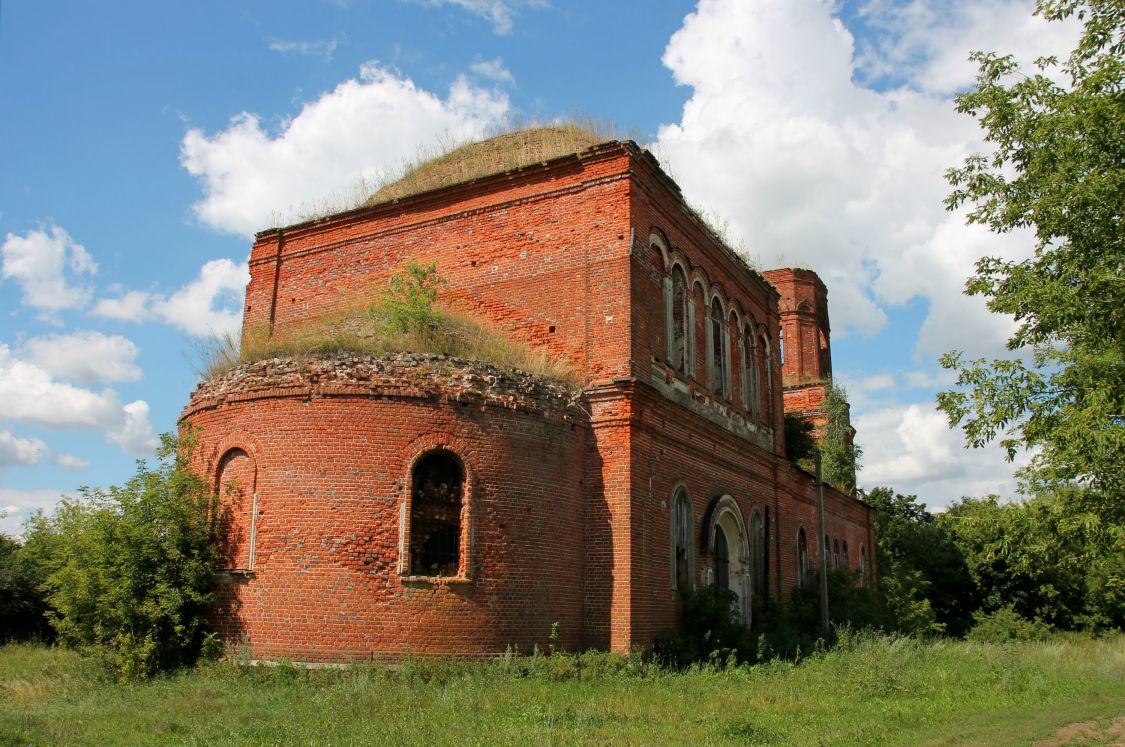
top-left (0, 0), bottom-right (1079, 533)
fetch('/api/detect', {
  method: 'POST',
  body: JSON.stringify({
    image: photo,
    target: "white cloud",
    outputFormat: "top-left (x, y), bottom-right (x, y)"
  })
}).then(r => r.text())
top-left (92, 260), bottom-right (248, 338)
top-left (1, 224), bottom-right (97, 314)
top-left (654, 0), bottom-right (1078, 360)
top-left (0, 344), bottom-right (157, 457)
top-left (411, 0), bottom-right (545, 35)
top-left (268, 37), bottom-right (340, 61)
top-left (856, 401), bottom-right (1031, 505)
top-left (150, 259), bottom-right (249, 337)
top-left (0, 488), bottom-right (73, 537)
top-left (106, 400), bottom-right (159, 456)
top-left (470, 57), bottom-right (514, 84)
top-left (20, 330), bottom-right (142, 384)
top-left (53, 453), bottom-right (89, 469)
top-left (0, 429), bottom-right (47, 467)
top-left (180, 62), bottom-right (510, 237)
top-left (92, 290), bottom-right (154, 322)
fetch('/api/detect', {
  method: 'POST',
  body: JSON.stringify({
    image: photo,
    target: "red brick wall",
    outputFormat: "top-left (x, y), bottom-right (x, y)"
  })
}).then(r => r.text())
top-left (185, 356), bottom-right (586, 661)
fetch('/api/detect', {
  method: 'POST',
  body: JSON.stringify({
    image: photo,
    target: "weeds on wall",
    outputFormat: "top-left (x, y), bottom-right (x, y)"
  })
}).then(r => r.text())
top-left (193, 262), bottom-right (578, 384)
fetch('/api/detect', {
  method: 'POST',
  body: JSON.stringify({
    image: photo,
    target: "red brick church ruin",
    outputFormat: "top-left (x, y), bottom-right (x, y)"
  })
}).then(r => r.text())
top-left (181, 128), bottom-right (875, 661)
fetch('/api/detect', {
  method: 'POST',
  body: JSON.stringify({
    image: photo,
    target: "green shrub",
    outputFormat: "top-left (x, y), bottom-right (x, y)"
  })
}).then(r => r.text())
top-left (21, 433), bottom-right (220, 680)
top-left (0, 533), bottom-right (52, 642)
top-left (967, 606), bottom-right (1054, 644)
top-left (653, 586), bottom-right (755, 668)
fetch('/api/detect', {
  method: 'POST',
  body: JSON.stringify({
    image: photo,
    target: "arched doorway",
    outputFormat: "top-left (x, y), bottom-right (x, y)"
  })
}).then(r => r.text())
top-left (702, 494), bottom-right (751, 623)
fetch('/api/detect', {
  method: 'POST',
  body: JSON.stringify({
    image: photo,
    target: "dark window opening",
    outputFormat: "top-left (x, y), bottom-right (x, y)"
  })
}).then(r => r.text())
top-left (715, 525), bottom-right (730, 591)
top-left (672, 267), bottom-right (687, 373)
top-left (710, 299), bottom-right (726, 395)
top-left (673, 489), bottom-right (693, 590)
top-left (410, 451), bottom-right (464, 577)
top-left (797, 528), bottom-right (809, 589)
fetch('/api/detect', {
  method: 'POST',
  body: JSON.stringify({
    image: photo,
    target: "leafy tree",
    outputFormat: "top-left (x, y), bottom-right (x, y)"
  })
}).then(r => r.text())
top-left (371, 261), bottom-right (447, 341)
top-left (784, 412), bottom-right (817, 467)
top-left (939, 488), bottom-right (1124, 631)
top-left (22, 434), bottom-right (220, 679)
top-left (938, 0), bottom-right (1125, 497)
top-left (861, 487), bottom-right (976, 636)
top-left (0, 533), bottom-right (52, 642)
top-left (819, 381), bottom-right (861, 494)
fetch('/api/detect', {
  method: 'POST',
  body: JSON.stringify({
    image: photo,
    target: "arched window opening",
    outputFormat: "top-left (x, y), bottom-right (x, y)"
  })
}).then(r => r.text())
top-left (843, 541), bottom-right (850, 568)
top-left (409, 451), bottom-right (464, 577)
top-left (797, 528), bottom-right (809, 589)
top-left (672, 488), bottom-right (693, 591)
top-left (670, 266), bottom-right (688, 373)
top-left (216, 448), bottom-right (257, 571)
top-left (714, 525), bottom-right (731, 592)
top-left (833, 539), bottom-right (841, 569)
top-left (824, 534), bottom-right (831, 570)
top-left (709, 299), bottom-right (728, 398)
top-left (762, 333), bottom-right (774, 422)
top-left (860, 545), bottom-right (868, 586)
top-left (779, 325), bottom-right (786, 365)
top-left (745, 326), bottom-right (761, 419)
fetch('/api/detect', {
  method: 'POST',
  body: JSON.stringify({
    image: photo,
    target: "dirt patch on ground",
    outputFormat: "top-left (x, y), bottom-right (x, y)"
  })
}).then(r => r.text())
top-left (1034, 716), bottom-right (1125, 746)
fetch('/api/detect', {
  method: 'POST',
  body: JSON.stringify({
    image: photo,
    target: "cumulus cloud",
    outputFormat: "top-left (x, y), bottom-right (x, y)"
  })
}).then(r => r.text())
top-left (92, 290), bottom-right (154, 322)
top-left (20, 330), bottom-right (142, 384)
top-left (470, 57), bottom-right (514, 84)
top-left (1, 224), bottom-right (97, 314)
top-left (0, 429), bottom-right (47, 467)
top-left (653, 0), bottom-right (1077, 358)
top-left (0, 344), bottom-right (157, 456)
top-left (0, 488), bottom-right (73, 537)
top-left (149, 259), bottom-right (249, 337)
top-left (856, 401), bottom-right (1031, 505)
top-left (106, 400), bottom-right (159, 456)
top-left (180, 62), bottom-right (510, 237)
top-left (93, 260), bottom-right (249, 338)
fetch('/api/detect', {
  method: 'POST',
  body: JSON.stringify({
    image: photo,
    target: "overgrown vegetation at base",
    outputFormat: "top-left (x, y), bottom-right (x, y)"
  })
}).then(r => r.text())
top-left (9, 435), bottom-right (221, 681)
top-left (2, 634), bottom-right (1121, 745)
top-left (194, 262), bottom-right (577, 384)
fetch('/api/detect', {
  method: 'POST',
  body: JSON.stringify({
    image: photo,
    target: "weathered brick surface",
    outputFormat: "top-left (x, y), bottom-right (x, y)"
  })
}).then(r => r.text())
top-left (181, 139), bottom-right (876, 661)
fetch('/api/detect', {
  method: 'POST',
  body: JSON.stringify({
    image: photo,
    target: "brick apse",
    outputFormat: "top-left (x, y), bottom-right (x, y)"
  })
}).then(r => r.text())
top-left (181, 131), bottom-right (876, 661)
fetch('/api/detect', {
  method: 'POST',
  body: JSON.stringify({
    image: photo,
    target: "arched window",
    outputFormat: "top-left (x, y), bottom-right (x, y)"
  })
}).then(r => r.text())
top-left (779, 325), bottom-right (786, 365)
top-left (667, 266), bottom-right (689, 373)
top-left (843, 541), bottom-right (850, 568)
top-left (745, 325), bottom-right (761, 418)
top-left (709, 298), bottom-right (729, 398)
top-left (797, 528), bottom-right (809, 589)
top-left (824, 534), bottom-right (831, 570)
top-left (216, 448), bottom-right (257, 571)
top-left (833, 539), bottom-right (841, 569)
top-left (409, 451), bottom-right (465, 577)
top-left (671, 488), bottom-right (693, 591)
top-left (762, 332), bottom-right (774, 422)
top-left (860, 545), bottom-right (868, 586)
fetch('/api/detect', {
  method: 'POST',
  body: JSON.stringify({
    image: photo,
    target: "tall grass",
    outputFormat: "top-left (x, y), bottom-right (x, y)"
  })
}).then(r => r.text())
top-left (1, 634), bottom-right (1121, 745)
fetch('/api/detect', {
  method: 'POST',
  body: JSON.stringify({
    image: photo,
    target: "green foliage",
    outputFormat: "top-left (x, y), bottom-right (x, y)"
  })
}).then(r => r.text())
top-left (0, 534), bottom-right (52, 642)
top-left (818, 380), bottom-right (861, 494)
top-left (939, 0), bottom-right (1125, 497)
top-left (653, 586), bottom-right (755, 668)
top-left (21, 434), bottom-right (221, 680)
top-left (371, 261), bottom-right (447, 341)
top-left (967, 605), bottom-right (1054, 644)
top-left (939, 489), bottom-right (1124, 631)
top-left (783, 412), bottom-right (816, 468)
top-left (863, 486), bottom-right (979, 636)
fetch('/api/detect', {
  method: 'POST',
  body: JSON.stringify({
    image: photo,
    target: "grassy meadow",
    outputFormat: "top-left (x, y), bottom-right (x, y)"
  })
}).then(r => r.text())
top-left (1, 632), bottom-right (1122, 746)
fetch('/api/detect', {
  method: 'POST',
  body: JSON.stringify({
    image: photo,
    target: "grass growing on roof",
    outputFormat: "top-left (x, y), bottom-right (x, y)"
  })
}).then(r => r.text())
top-left (193, 263), bottom-right (578, 384)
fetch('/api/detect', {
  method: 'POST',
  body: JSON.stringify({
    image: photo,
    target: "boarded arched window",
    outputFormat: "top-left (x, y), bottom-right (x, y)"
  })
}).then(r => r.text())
top-left (409, 451), bottom-right (465, 577)
top-left (797, 528), bottom-right (809, 589)
top-left (669, 266), bottom-right (689, 373)
top-left (744, 324), bottom-right (761, 418)
top-left (672, 488), bottom-right (693, 590)
top-left (843, 541), bottom-right (850, 568)
top-left (709, 299), bottom-right (728, 398)
top-left (216, 448), bottom-right (257, 570)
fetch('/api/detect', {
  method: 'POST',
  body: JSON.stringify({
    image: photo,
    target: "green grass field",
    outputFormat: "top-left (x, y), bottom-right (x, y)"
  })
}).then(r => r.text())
top-left (2, 633), bottom-right (1121, 746)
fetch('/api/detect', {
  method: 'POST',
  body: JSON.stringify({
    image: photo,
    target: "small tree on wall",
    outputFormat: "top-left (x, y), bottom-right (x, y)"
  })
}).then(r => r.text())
top-left (819, 380), bottom-right (861, 494)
